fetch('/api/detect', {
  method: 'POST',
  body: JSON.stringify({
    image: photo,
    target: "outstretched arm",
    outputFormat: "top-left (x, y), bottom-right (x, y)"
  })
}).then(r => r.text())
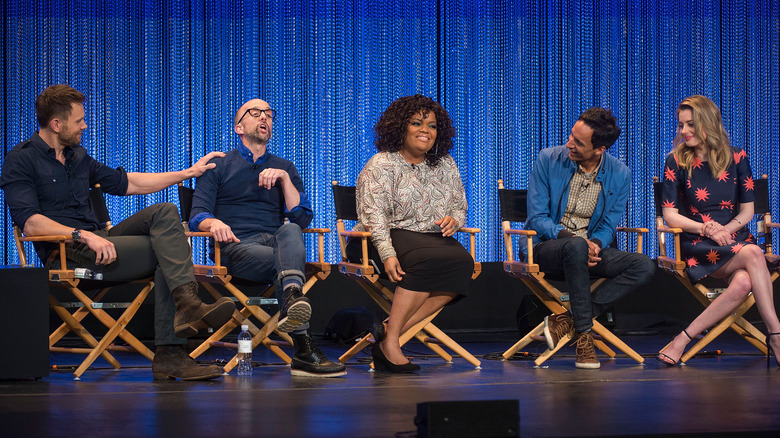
top-left (125, 151), bottom-right (225, 195)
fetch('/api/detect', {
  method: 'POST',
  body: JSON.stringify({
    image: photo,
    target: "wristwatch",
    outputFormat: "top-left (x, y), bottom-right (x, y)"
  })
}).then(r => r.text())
top-left (71, 229), bottom-right (82, 243)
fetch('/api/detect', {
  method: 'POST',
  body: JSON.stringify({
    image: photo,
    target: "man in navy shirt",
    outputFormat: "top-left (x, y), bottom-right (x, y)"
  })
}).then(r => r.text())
top-left (189, 98), bottom-right (346, 377)
top-left (0, 84), bottom-right (236, 380)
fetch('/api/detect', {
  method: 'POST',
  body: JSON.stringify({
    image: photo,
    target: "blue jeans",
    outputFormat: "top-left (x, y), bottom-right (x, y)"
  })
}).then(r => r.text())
top-left (220, 223), bottom-right (308, 330)
top-left (533, 236), bottom-right (655, 332)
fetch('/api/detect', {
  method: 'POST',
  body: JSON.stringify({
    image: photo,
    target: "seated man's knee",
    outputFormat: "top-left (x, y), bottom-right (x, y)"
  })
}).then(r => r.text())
top-left (633, 255), bottom-right (656, 284)
top-left (562, 237), bottom-right (590, 263)
top-left (148, 202), bottom-right (180, 220)
top-left (278, 222), bottom-right (303, 237)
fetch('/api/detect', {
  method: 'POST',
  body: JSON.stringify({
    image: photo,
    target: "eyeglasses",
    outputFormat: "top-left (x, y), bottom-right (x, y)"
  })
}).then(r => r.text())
top-left (238, 108), bottom-right (277, 123)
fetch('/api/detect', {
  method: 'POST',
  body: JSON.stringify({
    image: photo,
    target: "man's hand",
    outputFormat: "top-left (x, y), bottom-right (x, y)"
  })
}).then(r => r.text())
top-left (383, 256), bottom-right (406, 283)
top-left (258, 168), bottom-right (290, 189)
top-left (586, 239), bottom-right (602, 267)
top-left (434, 216), bottom-right (459, 237)
top-left (208, 219), bottom-right (240, 243)
top-left (80, 231), bottom-right (117, 265)
top-left (188, 151), bottom-right (225, 178)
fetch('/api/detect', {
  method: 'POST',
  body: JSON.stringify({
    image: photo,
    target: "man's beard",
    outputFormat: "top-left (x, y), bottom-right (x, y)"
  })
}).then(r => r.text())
top-left (244, 127), bottom-right (270, 145)
top-left (58, 126), bottom-right (81, 147)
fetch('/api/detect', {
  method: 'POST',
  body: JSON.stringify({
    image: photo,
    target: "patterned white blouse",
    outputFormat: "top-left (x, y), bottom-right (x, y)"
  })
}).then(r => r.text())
top-left (355, 151), bottom-right (468, 261)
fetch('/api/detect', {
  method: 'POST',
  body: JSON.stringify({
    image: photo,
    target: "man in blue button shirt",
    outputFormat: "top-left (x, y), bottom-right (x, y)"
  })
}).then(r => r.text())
top-left (0, 84), bottom-right (236, 380)
top-left (189, 98), bottom-right (346, 377)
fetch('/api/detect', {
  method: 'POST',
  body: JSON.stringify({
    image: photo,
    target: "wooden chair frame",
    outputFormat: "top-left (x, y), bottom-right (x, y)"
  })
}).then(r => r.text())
top-left (178, 184), bottom-right (330, 372)
top-left (13, 185), bottom-right (155, 380)
top-left (653, 175), bottom-right (778, 363)
top-left (497, 179), bottom-right (646, 366)
top-left (332, 181), bottom-right (483, 369)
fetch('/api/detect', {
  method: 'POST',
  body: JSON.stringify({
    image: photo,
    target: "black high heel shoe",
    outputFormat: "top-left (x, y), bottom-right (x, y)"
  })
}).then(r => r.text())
top-left (767, 333), bottom-right (780, 369)
top-left (657, 329), bottom-right (693, 367)
top-left (371, 343), bottom-right (420, 373)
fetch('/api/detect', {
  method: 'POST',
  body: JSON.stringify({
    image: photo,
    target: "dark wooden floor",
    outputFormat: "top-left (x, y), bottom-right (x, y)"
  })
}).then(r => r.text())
top-left (1, 331), bottom-right (779, 438)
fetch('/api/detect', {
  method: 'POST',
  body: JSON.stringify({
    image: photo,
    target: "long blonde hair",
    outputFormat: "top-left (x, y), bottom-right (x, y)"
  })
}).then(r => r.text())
top-left (672, 95), bottom-right (732, 177)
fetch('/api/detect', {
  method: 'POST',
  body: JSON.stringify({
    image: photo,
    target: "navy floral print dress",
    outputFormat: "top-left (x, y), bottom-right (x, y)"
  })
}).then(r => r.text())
top-left (661, 147), bottom-right (755, 282)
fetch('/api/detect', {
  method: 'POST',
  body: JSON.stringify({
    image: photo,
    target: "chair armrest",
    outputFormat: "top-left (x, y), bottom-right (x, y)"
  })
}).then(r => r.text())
top-left (20, 234), bottom-right (71, 242)
top-left (459, 227), bottom-right (480, 233)
top-left (186, 231), bottom-right (213, 238)
top-left (766, 222), bottom-right (780, 229)
top-left (657, 226), bottom-right (683, 234)
top-left (504, 229), bottom-right (536, 236)
top-left (617, 227), bottom-right (649, 254)
top-left (303, 228), bottom-right (329, 264)
top-left (339, 230), bottom-right (372, 238)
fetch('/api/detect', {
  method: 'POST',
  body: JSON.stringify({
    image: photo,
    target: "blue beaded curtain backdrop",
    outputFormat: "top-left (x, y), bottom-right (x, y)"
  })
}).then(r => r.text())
top-left (2, 0), bottom-right (778, 265)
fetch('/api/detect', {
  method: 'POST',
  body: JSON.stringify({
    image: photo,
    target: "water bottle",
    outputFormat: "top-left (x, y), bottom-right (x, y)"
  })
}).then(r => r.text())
top-left (74, 268), bottom-right (103, 280)
top-left (236, 324), bottom-right (253, 376)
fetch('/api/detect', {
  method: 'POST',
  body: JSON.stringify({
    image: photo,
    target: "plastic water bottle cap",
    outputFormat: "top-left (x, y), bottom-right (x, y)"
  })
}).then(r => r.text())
top-left (241, 325), bottom-right (249, 331)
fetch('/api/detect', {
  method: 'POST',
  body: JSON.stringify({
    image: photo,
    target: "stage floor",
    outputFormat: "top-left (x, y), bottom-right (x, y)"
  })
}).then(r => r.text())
top-left (1, 331), bottom-right (779, 437)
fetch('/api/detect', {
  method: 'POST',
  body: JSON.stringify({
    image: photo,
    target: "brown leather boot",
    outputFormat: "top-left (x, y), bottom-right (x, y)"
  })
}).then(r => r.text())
top-left (152, 345), bottom-right (223, 380)
top-left (172, 281), bottom-right (235, 338)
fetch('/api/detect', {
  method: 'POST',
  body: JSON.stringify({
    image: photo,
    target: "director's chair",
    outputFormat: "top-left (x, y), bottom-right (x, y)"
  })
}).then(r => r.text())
top-left (332, 181), bottom-right (482, 369)
top-left (497, 179), bottom-right (646, 366)
top-left (653, 175), bottom-right (777, 363)
top-left (178, 184), bottom-right (331, 372)
top-left (13, 184), bottom-right (155, 379)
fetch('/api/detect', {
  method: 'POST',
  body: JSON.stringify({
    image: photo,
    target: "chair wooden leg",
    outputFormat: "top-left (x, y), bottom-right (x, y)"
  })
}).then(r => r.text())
top-left (533, 332), bottom-right (573, 366)
top-left (67, 285), bottom-right (154, 360)
top-left (731, 316), bottom-right (768, 354)
top-left (681, 297), bottom-right (764, 363)
top-left (420, 323), bottom-right (481, 368)
top-left (69, 284), bottom-right (155, 378)
top-left (49, 295), bottom-right (121, 369)
top-left (593, 338), bottom-right (617, 358)
top-left (503, 321), bottom-right (545, 359)
top-left (190, 308), bottom-right (245, 359)
top-left (339, 333), bottom-right (373, 363)
top-left (592, 321), bottom-right (644, 363)
top-left (49, 287), bottom-right (112, 345)
top-left (222, 282), bottom-right (294, 345)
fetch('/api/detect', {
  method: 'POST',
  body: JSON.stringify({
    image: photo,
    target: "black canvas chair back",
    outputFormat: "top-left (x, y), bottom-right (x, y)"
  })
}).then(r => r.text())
top-left (88, 184), bottom-right (112, 228)
top-left (755, 176), bottom-right (768, 216)
top-left (652, 179), bottom-right (664, 217)
top-left (498, 188), bottom-right (528, 223)
top-left (178, 184), bottom-right (195, 223)
top-left (332, 184), bottom-right (358, 221)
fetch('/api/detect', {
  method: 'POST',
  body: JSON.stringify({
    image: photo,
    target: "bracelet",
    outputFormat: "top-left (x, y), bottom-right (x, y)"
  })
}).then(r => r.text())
top-left (734, 218), bottom-right (743, 226)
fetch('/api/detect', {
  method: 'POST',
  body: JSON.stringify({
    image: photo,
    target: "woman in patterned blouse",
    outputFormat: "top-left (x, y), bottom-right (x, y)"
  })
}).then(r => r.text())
top-left (354, 94), bottom-right (474, 373)
top-left (657, 95), bottom-right (780, 367)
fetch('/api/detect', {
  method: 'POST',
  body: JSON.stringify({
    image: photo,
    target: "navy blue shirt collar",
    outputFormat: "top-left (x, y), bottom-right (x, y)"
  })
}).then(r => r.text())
top-left (31, 131), bottom-right (85, 164)
top-left (236, 142), bottom-right (269, 165)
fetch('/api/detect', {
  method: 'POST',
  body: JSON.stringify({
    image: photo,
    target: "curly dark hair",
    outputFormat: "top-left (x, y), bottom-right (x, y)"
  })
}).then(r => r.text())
top-left (373, 94), bottom-right (456, 166)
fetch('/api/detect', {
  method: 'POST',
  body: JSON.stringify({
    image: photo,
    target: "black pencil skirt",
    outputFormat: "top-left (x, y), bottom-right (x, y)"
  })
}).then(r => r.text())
top-left (347, 228), bottom-right (474, 296)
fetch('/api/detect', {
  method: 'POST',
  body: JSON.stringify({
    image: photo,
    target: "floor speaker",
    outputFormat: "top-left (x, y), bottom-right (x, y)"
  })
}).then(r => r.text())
top-left (0, 266), bottom-right (49, 379)
top-left (415, 399), bottom-right (520, 438)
